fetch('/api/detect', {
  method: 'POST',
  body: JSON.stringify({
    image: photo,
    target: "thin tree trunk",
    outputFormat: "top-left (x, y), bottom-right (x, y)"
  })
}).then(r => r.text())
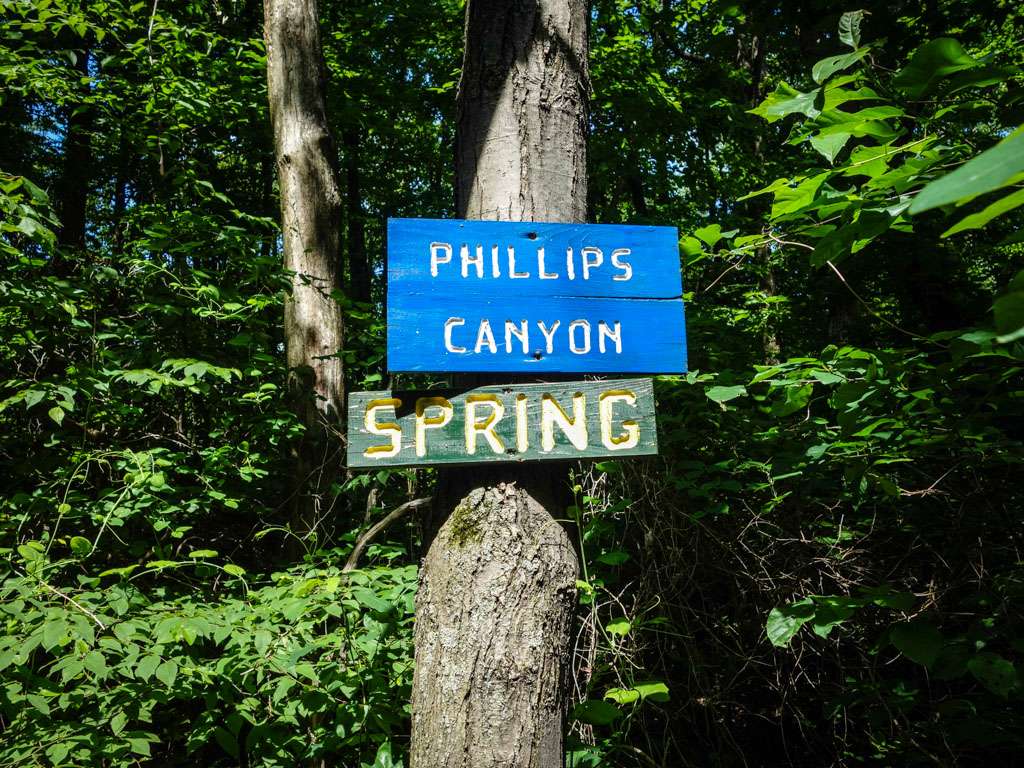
top-left (56, 48), bottom-right (93, 262)
top-left (343, 127), bottom-right (371, 304)
top-left (264, 0), bottom-right (345, 535)
top-left (112, 129), bottom-right (128, 256)
top-left (411, 2), bottom-right (589, 766)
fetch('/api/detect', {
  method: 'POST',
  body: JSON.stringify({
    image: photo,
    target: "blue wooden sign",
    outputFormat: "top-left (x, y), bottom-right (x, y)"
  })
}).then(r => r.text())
top-left (386, 218), bottom-right (687, 373)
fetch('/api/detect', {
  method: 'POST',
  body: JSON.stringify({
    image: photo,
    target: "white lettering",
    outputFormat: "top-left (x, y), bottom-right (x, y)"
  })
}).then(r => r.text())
top-left (509, 246), bottom-right (530, 278)
top-left (541, 392), bottom-right (587, 451)
top-left (537, 320), bottom-right (561, 354)
top-left (569, 319), bottom-right (591, 354)
top-left (475, 319), bottom-right (497, 354)
top-left (581, 247), bottom-right (603, 279)
top-left (538, 247), bottom-right (558, 279)
top-left (430, 242), bottom-right (452, 277)
top-left (598, 321), bottom-right (622, 354)
top-left (465, 394), bottom-right (505, 454)
top-left (515, 393), bottom-right (529, 451)
top-left (444, 317), bottom-right (466, 353)
top-left (611, 248), bottom-right (632, 281)
top-left (461, 243), bottom-right (483, 278)
top-left (505, 320), bottom-right (529, 354)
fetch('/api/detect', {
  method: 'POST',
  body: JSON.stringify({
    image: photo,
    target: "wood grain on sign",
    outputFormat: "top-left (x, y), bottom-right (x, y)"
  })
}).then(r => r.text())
top-left (386, 218), bottom-right (687, 373)
top-left (347, 378), bottom-right (658, 468)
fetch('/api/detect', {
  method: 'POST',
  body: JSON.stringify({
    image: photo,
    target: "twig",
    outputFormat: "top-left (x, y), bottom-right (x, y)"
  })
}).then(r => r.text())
top-left (36, 578), bottom-right (107, 630)
top-left (701, 256), bottom-right (747, 294)
top-left (825, 259), bottom-right (936, 344)
top-left (343, 497), bottom-right (432, 572)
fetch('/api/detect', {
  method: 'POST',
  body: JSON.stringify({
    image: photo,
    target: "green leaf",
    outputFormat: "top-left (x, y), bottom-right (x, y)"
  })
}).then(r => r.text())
top-left (811, 209), bottom-right (892, 266)
top-left (110, 711), bottom-right (128, 736)
top-left (705, 385), bottom-right (747, 404)
top-left (46, 742), bottom-right (69, 765)
top-left (605, 618), bottom-right (631, 637)
top-left (604, 687), bottom-right (640, 704)
top-left (136, 654), bottom-right (161, 681)
top-left (27, 694), bottom-right (51, 715)
top-left (680, 236), bottom-right (703, 257)
top-left (352, 586), bottom-right (391, 613)
top-left (942, 187), bottom-right (1024, 237)
top-left (633, 680), bottom-right (670, 702)
top-left (42, 619), bottom-right (67, 650)
top-left (806, 443), bottom-right (830, 460)
top-left (575, 579), bottom-right (594, 596)
top-left (863, 589), bottom-right (915, 610)
top-left (595, 550), bottom-right (629, 566)
top-left (222, 563), bottom-right (246, 577)
top-left (910, 128), bottom-right (1024, 214)
top-left (894, 38), bottom-right (979, 98)
top-left (188, 549), bottom-right (218, 559)
top-left (766, 599), bottom-right (814, 647)
top-left (750, 82), bottom-right (820, 123)
top-left (155, 659), bottom-right (178, 687)
top-left (573, 699), bottom-right (622, 725)
top-left (838, 10), bottom-right (865, 49)
top-left (994, 291), bottom-right (1024, 343)
top-left (890, 621), bottom-right (943, 667)
top-left (968, 652), bottom-right (1019, 697)
top-left (947, 65), bottom-right (1020, 93)
top-left (69, 536), bottom-right (91, 556)
top-left (771, 383), bottom-right (813, 418)
top-left (214, 727), bottom-right (239, 759)
top-left (812, 48), bottom-right (869, 84)
top-left (770, 172), bottom-right (829, 219)
top-left (369, 741), bottom-right (397, 768)
top-left (145, 560), bottom-right (179, 569)
top-left (809, 132), bottom-right (851, 163)
top-left (48, 406), bottom-right (64, 425)
top-left (692, 223), bottom-right (723, 248)
top-left (809, 597), bottom-right (858, 639)
top-left (84, 650), bottom-right (107, 677)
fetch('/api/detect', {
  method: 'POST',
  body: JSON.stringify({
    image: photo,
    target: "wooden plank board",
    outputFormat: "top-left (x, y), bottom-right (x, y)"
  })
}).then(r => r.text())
top-left (386, 218), bottom-right (687, 373)
top-left (347, 378), bottom-right (658, 468)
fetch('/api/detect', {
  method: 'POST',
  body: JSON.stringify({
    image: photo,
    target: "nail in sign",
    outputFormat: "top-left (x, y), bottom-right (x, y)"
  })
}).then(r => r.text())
top-left (386, 218), bottom-right (687, 373)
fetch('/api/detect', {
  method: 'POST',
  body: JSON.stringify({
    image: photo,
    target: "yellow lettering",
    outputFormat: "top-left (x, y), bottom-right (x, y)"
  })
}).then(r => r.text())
top-left (363, 398), bottom-right (402, 458)
top-left (599, 390), bottom-right (639, 450)
top-left (415, 397), bottom-right (453, 457)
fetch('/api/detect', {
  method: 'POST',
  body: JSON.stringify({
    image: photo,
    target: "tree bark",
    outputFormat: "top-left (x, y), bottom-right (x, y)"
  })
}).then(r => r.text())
top-left (264, 0), bottom-right (345, 533)
top-left (411, 2), bottom-right (589, 766)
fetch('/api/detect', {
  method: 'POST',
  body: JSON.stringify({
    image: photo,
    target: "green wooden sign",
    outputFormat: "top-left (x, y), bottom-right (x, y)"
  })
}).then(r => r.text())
top-left (347, 378), bottom-right (657, 468)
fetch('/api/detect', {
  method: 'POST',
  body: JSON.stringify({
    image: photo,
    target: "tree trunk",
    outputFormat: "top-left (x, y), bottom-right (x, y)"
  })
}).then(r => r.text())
top-left (264, 0), bottom-right (345, 534)
top-left (411, 2), bottom-right (589, 766)
top-left (343, 127), bottom-right (372, 305)
top-left (56, 47), bottom-right (93, 262)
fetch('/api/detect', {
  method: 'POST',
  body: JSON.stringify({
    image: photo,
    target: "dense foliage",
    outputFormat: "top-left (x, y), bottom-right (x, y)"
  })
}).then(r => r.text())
top-left (1, 0), bottom-right (1022, 765)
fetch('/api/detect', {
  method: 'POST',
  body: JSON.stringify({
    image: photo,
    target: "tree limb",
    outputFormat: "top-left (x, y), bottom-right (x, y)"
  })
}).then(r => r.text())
top-left (343, 497), bottom-right (432, 572)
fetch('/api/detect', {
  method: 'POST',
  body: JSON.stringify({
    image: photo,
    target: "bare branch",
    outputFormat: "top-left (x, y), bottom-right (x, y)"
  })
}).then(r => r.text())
top-left (343, 497), bottom-right (432, 573)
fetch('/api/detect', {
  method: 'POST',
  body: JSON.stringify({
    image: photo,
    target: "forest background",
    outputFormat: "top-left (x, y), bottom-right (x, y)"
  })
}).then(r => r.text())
top-left (2, 0), bottom-right (1024, 765)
